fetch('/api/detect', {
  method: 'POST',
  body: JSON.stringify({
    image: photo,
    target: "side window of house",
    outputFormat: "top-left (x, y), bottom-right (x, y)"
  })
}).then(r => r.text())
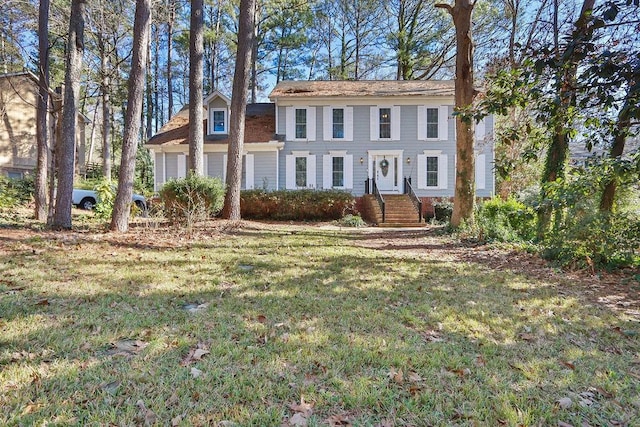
top-left (426, 156), bottom-right (438, 187)
top-left (295, 156), bottom-right (307, 187)
top-left (426, 108), bottom-right (438, 139)
top-left (332, 156), bottom-right (344, 187)
top-left (333, 108), bottom-right (344, 139)
top-left (295, 109), bottom-right (307, 139)
top-left (379, 108), bottom-right (391, 139)
top-left (213, 110), bottom-right (225, 132)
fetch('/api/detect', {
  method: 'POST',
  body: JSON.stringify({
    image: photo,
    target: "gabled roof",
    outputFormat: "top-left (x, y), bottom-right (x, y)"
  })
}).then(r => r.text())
top-left (269, 80), bottom-right (456, 99)
top-left (146, 103), bottom-right (275, 146)
top-left (204, 90), bottom-right (231, 106)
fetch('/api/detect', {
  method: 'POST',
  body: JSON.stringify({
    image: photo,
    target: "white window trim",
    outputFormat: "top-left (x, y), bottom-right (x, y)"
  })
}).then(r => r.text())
top-left (209, 108), bottom-right (227, 134)
top-left (322, 151), bottom-right (353, 190)
top-left (286, 151), bottom-right (316, 189)
top-left (323, 106), bottom-right (353, 141)
top-left (417, 105), bottom-right (449, 141)
top-left (286, 106), bottom-right (316, 142)
top-left (475, 153), bottom-right (486, 190)
top-left (370, 105), bottom-right (401, 141)
top-left (417, 150), bottom-right (448, 190)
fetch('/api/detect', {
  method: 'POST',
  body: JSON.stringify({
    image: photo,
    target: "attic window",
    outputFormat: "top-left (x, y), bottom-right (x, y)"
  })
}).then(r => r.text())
top-left (210, 108), bottom-right (227, 134)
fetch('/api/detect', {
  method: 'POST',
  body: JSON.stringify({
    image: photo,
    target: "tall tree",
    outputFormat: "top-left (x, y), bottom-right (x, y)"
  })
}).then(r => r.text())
top-left (189, 0), bottom-right (204, 175)
top-left (167, 0), bottom-right (176, 116)
top-left (537, 0), bottom-right (595, 236)
top-left (111, 0), bottom-right (151, 232)
top-left (35, 0), bottom-right (51, 221)
top-left (222, 0), bottom-right (255, 220)
top-left (436, 0), bottom-right (476, 228)
top-left (52, 0), bottom-right (86, 230)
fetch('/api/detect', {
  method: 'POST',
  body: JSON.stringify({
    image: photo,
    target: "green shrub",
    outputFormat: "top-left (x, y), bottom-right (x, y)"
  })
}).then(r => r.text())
top-left (433, 199), bottom-right (453, 222)
top-left (476, 197), bottom-right (537, 242)
top-left (240, 189), bottom-right (356, 221)
top-left (0, 175), bottom-right (34, 208)
top-left (336, 214), bottom-right (366, 227)
top-left (160, 174), bottom-right (225, 227)
top-left (93, 179), bottom-right (116, 220)
top-left (543, 210), bottom-right (640, 269)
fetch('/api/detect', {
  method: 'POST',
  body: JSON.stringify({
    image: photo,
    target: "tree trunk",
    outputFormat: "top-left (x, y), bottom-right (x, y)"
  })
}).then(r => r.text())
top-left (35, 0), bottom-right (50, 221)
top-left (537, 0), bottom-right (595, 237)
top-left (189, 0), bottom-right (204, 175)
top-left (167, 0), bottom-right (175, 116)
top-left (436, 0), bottom-right (476, 229)
top-left (599, 106), bottom-right (630, 212)
top-left (99, 36), bottom-right (112, 181)
top-left (222, 0), bottom-right (256, 220)
top-left (110, 0), bottom-right (151, 232)
top-left (52, 0), bottom-right (86, 230)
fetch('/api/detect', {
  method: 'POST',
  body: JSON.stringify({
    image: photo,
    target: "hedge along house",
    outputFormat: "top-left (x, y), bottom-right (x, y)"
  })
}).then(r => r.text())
top-left (147, 81), bottom-right (495, 225)
top-left (145, 91), bottom-right (284, 191)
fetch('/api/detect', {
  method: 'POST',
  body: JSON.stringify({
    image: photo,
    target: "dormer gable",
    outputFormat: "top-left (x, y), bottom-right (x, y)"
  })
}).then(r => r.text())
top-left (204, 90), bottom-right (231, 135)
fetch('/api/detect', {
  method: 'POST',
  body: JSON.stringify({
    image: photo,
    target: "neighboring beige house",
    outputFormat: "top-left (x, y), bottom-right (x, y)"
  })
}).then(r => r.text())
top-left (0, 71), bottom-right (87, 178)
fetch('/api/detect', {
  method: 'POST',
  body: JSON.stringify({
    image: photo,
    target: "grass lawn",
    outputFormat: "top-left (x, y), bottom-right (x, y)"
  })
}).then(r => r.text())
top-left (1, 219), bottom-right (639, 426)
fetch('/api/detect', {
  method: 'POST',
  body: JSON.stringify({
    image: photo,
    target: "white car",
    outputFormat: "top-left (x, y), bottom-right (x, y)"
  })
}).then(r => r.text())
top-left (72, 188), bottom-right (147, 211)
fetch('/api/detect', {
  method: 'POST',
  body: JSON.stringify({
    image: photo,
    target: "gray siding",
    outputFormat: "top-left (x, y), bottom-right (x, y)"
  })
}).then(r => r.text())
top-left (205, 153), bottom-right (225, 180)
top-left (165, 154), bottom-right (178, 180)
top-left (154, 152), bottom-right (164, 189)
top-left (254, 151), bottom-right (278, 190)
top-left (277, 103), bottom-right (494, 197)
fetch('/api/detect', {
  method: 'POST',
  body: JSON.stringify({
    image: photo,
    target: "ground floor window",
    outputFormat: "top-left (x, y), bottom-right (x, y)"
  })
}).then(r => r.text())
top-left (332, 156), bottom-right (344, 187)
top-left (295, 157), bottom-right (307, 187)
top-left (426, 156), bottom-right (438, 187)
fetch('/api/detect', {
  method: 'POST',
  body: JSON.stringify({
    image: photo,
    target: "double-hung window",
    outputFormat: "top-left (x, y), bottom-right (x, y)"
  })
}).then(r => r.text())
top-left (332, 108), bottom-right (344, 139)
top-left (295, 109), bottom-right (307, 139)
top-left (426, 108), bottom-right (439, 139)
top-left (332, 156), bottom-right (344, 187)
top-left (426, 156), bottom-right (439, 187)
top-left (295, 156), bottom-right (307, 187)
top-left (379, 108), bottom-right (391, 139)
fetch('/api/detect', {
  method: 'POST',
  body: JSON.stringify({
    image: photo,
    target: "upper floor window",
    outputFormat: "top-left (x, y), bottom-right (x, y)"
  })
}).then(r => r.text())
top-left (426, 108), bottom-right (439, 139)
top-left (210, 108), bottom-right (227, 134)
top-left (370, 106), bottom-right (400, 141)
top-left (379, 108), bottom-right (391, 139)
top-left (418, 105), bottom-right (448, 141)
top-left (295, 108), bottom-right (307, 139)
top-left (332, 108), bottom-right (344, 139)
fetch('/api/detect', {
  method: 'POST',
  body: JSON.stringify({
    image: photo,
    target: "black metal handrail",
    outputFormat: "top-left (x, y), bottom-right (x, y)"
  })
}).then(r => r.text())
top-left (366, 178), bottom-right (385, 223)
top-left (403, 177), bottom-right (422, 222)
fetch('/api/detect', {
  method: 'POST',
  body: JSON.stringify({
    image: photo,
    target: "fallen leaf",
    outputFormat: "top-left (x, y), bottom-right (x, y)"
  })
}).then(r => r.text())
top-left (560, 360), bottom-right (575, 370)
top-left (191, 367), bottom-right (203, 378)
top-left (136, 400), bottom-right (157, 426)
top-left (21, 403), bottom-right (40, 415)
top-left (107, 340), bottom-right (148, 357)
top-left (288, 396), bottom-right (313, 417)
top-left (421, 329), bottom-right (444, 342)
top-left (408, 371), bottom-right (422, 382)
top-left (557, 397), bottom-right (572, 409)
top-left (326, 414), bottom-right (351, 426)
top-left (35, 299), bottom-right (49, 306)
top-left (166, 392), bottom-right (179, 407)
top-left (388, 368), bottom-right (403, 384)
top-left (257, 314), bottom-right (267, 323)
top-left (181, 343), bottom-right (210, 366)
top-left (288, 412), bottom-right (308, 426)
top-left (475, 355), bottom-right (486, 367)
top-left (518, 332), bottom-right (536, 341)
top-left (171, 414), bottom-right (183, 426)
top-left (557, 422), bottom-right (575, 427)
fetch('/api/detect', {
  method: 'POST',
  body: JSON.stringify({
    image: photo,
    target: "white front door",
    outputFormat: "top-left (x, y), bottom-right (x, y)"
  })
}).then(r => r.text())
top-left (374, 155), bottom-right (398, 192)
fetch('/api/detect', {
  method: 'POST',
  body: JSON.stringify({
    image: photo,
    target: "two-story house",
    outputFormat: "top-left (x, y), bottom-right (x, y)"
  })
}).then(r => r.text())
top-left (0, 71), bottom-right (88, 178)
top-left (146, 80), bottom-right (494, 224)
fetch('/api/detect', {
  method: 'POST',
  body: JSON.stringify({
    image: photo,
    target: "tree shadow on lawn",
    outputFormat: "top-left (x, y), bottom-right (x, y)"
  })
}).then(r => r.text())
top-left (1, 232), bottom-right (639, 425)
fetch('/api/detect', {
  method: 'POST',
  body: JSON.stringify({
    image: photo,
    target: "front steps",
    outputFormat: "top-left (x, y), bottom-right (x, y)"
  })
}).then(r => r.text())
top-left (362, 194), bottom-right (425, 227)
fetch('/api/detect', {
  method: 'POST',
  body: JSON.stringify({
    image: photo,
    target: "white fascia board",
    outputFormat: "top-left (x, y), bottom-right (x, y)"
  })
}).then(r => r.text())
top-left (273, 97), bottom-right (454, 106)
